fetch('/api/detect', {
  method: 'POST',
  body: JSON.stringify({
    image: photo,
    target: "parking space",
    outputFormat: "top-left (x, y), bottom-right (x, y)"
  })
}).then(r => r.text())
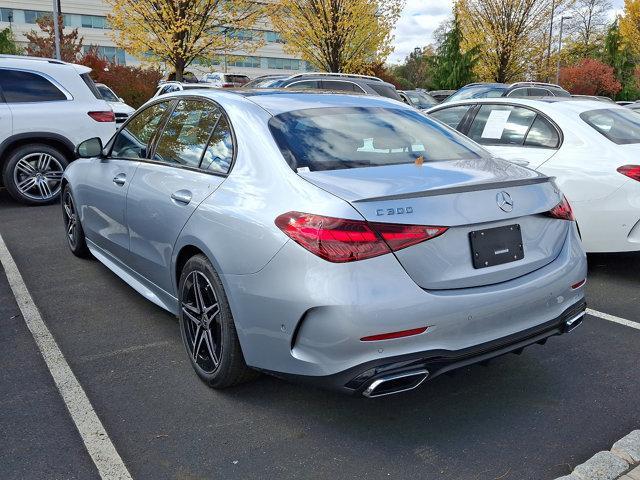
top-left (1, 190), bottom-right (639, 480)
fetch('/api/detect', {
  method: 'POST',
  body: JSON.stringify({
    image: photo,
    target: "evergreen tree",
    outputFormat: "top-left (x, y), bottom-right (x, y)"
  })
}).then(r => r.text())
top-left (603, 20), bottom-right (638, 100)
top-left (430, 15), bottom-right (477, 89)
top-left (0, 28), bottom-right (22, 55)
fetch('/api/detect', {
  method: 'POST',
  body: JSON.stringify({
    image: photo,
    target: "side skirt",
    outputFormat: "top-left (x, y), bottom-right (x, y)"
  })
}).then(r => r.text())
top-left (86, 240), bottom-right (179, 315)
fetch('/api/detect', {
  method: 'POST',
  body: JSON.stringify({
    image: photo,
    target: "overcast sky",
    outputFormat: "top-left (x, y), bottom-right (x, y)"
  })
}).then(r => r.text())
top-left (389, 0), bottom-right (626, 64)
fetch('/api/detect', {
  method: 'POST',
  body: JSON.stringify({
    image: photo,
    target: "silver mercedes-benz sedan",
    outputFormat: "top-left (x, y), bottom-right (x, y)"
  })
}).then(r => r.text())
top-left (62, 90), bottom-right (587, 397)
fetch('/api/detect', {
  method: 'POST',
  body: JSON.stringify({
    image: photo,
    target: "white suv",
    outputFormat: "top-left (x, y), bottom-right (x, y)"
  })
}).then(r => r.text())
top-left (0, 55), bottom-right (116, 205)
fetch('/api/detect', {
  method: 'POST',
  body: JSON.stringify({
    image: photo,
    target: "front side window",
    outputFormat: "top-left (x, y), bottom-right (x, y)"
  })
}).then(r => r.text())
top-left (111, 101), bottom-right (170, 158)
top-left (0, 69), bottom-right (67, 103)
top-left (321, 80), bottom-right (360, 92)
top-left (429, 105), bottom-right (474, 130)
top-left (153, 99), bottom-right (222, 168)
top-left (269, 107), bottom-right (488, 172)
top-left (581, 108), bottom-right (640, 145)
top-left (467, 105), bottom-right (537, 146)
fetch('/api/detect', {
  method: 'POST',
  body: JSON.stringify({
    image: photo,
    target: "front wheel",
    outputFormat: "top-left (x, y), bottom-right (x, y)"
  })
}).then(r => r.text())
top-left (62, 186), bottom-right (90, 258)
top-left (178, 254), bottom-right (258, 388)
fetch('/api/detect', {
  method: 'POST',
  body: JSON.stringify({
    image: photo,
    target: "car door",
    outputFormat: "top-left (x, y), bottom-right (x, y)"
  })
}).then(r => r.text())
top-left (125, 98), bottom-right (231, 294)
top-left (464, 104), bottom-right (560, 169)
top-left (79, 100), bottom-right (172, 262)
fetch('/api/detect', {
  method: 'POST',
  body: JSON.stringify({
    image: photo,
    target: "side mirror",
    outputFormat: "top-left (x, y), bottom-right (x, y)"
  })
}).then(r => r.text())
top-left (76, 137), bottom-right (104, 158)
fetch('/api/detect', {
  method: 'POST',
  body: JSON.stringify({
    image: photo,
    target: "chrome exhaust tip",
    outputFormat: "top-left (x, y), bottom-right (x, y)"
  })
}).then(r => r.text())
top-left (362, 369), bottom-right (429, 398)
top-left (564, 312), bottom-right (585, 333)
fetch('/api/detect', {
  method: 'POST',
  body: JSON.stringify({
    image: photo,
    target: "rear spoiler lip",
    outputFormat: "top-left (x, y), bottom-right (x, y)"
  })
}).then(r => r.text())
top-left (353, 176), bottom-right (552, 203)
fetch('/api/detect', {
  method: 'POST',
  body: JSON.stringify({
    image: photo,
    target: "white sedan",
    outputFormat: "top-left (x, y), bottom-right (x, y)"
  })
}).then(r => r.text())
top-left (428, 98), bottom-right (640, 253)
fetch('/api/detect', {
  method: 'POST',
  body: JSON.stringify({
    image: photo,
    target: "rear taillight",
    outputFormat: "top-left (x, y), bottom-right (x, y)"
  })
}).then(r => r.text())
top-left (88, 111), bottom-right (115, 122)
top-left (545, 196), bottom-right (574, 221)
top-left (221, 83), bottom-right (234, 88)
top-left (617, 165), bottom-right (640, 182)
top-left (275, 211), bottom-right (447, 263)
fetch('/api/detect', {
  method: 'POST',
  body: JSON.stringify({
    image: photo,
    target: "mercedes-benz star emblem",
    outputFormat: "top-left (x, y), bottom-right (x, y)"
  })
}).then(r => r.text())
top-left (496, 191), bottom-right (514, 212)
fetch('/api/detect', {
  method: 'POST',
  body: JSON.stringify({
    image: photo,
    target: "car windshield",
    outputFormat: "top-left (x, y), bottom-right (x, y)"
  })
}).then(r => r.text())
top-left (97, 85), bottom-right (119, 102)
top-left (269, 106), bottom-right (489, 172)
top-left (447, 85), bottom-right (507, 102)
top-left (580, 108), bottom-right (640, 145)
top-left (404, 91), bottom-right (437, 109)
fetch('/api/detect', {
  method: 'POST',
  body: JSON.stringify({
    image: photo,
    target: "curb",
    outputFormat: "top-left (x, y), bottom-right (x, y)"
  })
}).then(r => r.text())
top-left (554, 430), bottom-right (640, 480)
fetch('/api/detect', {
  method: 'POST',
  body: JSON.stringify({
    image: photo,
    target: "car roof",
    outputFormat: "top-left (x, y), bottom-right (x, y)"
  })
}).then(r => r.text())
top-left (429, 96), bottom-right (626, 115)
top-left (158, 89), bottom-right (406, 116)
top-left (0, 54), bottom-right (92, 74)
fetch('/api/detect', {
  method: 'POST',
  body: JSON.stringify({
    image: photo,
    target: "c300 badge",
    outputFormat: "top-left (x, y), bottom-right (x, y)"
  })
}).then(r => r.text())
top-left (376, 206), bottom-right (414, 216)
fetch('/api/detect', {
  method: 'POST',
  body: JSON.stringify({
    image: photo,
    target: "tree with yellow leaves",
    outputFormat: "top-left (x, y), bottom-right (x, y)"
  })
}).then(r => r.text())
top-left (620, 0), bottom-right (640, 54)
top-left (105, 0), bottom-right (265, 81)
top-left (457, 0), bottom-right (572, 82)
top-left (269, 0), bottom-right (404, 73)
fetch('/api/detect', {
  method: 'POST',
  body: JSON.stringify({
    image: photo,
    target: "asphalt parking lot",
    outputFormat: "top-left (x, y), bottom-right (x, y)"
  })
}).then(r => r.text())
top-left (1, 190), bottom-right (639, 480)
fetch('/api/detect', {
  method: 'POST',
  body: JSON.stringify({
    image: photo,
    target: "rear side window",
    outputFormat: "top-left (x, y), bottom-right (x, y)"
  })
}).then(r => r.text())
top-left (201, 116), bottom-right (234, 174)
top-left (321, 80), bottom-right (361, 92)
top-left (80, 73), bottom-right (102, 99)
top-left (506, 87), bottom-right (529, 97)
top-left (367, 83), bottom-right (402, 100)
top-left (153, 99), bottom-right (222, 168)
top-left (581, 108), bottom-right (640, 145)
top-left (548, 87), bottom-right (571, 97)
top-left (227, 75), bottom-right (249, 85)
top-left (525, 115), bottom-right (560, 148)
top-left (111, 101), bottom-right (170, 158)
top-left (268, 106), bottom-right (488, 172)
top-left (429, 105), bottom-right (473, 130)
top-left (0, 69), bottom-right (67, 103)
top-left (528, 87), bottom-right (552, 97)
top-left (467, 105), bottom-right (537, 146)
top-left (288, 80), bottom-right (320, 90)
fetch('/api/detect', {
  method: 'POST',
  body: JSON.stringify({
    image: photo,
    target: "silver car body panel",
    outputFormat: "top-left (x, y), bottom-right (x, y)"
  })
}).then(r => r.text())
top-left (64, 90), bottom-right (587, 386)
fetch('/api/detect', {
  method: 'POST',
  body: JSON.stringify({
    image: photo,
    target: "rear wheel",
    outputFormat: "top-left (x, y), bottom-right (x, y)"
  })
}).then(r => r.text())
top-left (62, 186), bottom-right (90, 258)
top-left (178, 254), bottom-right (258, 388)
top-left (3, 144), bottom-right (68, 205)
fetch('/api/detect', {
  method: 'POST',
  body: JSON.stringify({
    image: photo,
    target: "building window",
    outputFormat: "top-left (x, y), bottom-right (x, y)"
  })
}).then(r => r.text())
top-left (0, 8), bottom-right (13, 22)
top-left (83, 45), bottom-right (126, 65)
top-left (265, 31), bottom-right (285, 43)
top-left (267, 57), bottom-right (301, 70)
top-left (6, 9), bottom-right (109, 29)
top-left (23, 10), bottom-right (50, 24)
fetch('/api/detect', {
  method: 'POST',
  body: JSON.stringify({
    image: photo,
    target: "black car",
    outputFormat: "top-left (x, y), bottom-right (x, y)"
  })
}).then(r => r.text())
top-left (244, 72), bottom-right (403, 101)
top-left (444, 82), bottom-right (570, 103)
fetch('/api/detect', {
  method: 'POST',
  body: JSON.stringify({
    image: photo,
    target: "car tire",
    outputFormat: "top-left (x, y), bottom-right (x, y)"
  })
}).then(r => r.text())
top-left (178, 254), bottom-right (258, 388)
top-left (61, 185), bottom-right (90, 258)
top-left (3, 144), bottom-right (69, 205)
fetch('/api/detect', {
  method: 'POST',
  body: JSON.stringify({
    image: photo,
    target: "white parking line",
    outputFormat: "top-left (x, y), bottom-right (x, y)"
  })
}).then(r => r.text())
top-left (587, 308), bottom-right (640, 331)
top-left (0, 233), bottom-right (132, 480)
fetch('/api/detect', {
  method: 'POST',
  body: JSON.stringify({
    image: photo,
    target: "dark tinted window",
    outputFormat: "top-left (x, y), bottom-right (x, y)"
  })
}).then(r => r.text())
top-left (153, 100), bottom-right (221, 167)
top-left (528, 87), bottom-right (552, 97)
top-left (201, 116), bottom-right (234, 174)
top-left (80, 73), bottom-right (102, 99)
top-left (269, 107), bottom-right (488, 172)
top-left (548, 87), bottom-right (571, 97)
top-left (226, 74), bottom-right (250, 85)
top-left (0, 69), bottom-right (67, 102)
top-left (367, 83), bottom-right (402, 100)
top-left (321, 80), bottom-right (360, 92)
top-left (288, 80), bottom-right (320, 90)
top-left (429, 105), bottom-right (473, 130)
top-left (97, 85), bottom-right (119, 102)
top-left (525, 115), bottom-right (560, 148)
top-left (467, 105), bottom-right (537, 146)
top-left (581, 108), bottom-right (640, 145)
top-left (111, 101), bottom-right (170, 158)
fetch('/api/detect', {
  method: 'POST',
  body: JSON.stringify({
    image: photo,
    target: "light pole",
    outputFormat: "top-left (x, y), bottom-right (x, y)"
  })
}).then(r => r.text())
top-left (546, 0), bottom-right (555, 82)
top-left (52, 0), bottom-right (62, 60)
top-left (555, 15), bottom-right (571, 85)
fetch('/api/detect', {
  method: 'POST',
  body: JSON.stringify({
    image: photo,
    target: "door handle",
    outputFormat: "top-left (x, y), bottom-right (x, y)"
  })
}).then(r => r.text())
top-left (171, 190), bottom-right (192, 205)
top-left (113, 173), bottom-right (126, 186)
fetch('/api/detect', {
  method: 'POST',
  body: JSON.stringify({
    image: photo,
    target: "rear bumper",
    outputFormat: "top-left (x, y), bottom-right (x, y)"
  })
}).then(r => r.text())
top-left (264, 299), bottom-right (586, 395)
top-left (224, 222), bottom-right (587, 380)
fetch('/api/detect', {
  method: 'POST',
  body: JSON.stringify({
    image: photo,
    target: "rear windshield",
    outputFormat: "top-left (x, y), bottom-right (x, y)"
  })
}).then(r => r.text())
top-left (227, 74), bottom-right (250, 84)
top-left (97, 85), bottom-right (118, 102)
top-left (268, 107), bottom-right (489, 172)
top-left (367, 83), bottom-right (402, 100)
top-left (404, 90), bottom-right (437, 109)
top-left (447, 85), bottom-right (507, 102)
top-left (580, 108), bottom-right (640, 145)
